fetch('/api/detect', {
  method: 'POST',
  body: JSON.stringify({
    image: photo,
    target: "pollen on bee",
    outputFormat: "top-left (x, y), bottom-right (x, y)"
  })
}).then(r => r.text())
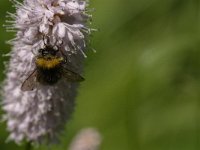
top-left (36, 57), bottom-right (63, 69)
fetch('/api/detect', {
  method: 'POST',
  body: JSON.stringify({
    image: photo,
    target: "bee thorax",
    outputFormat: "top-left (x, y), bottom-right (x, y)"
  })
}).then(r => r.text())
top-left (36, 57), bottom-right (63, 69)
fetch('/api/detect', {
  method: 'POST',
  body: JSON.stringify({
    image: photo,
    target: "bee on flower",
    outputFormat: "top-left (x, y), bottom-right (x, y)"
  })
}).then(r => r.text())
top-left (2, 0), bottom-right (94, 144)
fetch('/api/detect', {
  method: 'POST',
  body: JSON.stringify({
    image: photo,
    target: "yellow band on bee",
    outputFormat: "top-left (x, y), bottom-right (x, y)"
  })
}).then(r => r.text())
top-left (36, 57), bottom-right (63, 69)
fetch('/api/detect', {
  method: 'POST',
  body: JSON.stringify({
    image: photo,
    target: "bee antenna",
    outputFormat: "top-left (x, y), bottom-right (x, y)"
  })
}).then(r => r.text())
top-left (43, 35), bottom-right (50, 46)
top-left (47, 36), bottom-right (50, 45)
top-left (42, 35), bottom-right (46, 46)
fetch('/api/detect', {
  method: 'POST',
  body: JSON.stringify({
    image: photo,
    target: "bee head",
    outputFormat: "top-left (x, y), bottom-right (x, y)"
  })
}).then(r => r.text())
top-left (38, 46), bottom-right (59, 58)
top-left (36, 46), bottom-right (63, 69)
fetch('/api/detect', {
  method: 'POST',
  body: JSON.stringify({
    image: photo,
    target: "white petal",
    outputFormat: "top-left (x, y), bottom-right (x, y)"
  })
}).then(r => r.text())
top-left (53, 23), bottom-right (66, 38)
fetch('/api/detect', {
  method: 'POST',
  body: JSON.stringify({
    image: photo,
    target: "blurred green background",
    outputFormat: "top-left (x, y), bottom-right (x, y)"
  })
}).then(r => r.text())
top-left (1, 0), bottom-right (200, 150)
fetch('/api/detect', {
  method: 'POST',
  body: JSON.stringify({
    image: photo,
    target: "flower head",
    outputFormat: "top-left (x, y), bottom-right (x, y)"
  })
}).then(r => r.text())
top-left (2, 0), bottom-right (93, 144)
top-left (69, 128), bottom-right (102, 150)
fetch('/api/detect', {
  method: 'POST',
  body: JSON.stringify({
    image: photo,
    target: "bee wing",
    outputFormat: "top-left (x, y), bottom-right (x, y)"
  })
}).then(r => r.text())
top-left (62, 68), bottom-right (85, 82)
top-left (21, 69), bottom-right (37, 91)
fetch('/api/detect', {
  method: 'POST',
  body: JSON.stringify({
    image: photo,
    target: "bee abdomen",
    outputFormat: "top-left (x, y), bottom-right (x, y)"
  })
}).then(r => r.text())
top-left (37, 68), bottom-right (62, 85)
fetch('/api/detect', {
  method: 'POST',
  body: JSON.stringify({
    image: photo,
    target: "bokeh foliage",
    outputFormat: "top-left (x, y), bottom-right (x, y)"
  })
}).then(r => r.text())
top-left (1, 0), bottom-right (200, 149)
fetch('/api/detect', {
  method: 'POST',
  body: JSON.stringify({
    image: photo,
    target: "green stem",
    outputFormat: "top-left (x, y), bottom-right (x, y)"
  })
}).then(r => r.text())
top-left (25, 142), bottom-right (32, 150)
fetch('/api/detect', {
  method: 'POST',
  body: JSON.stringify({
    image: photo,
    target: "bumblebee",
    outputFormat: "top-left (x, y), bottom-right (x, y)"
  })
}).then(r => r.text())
top-left (21, 45), bottom-right (84, 91)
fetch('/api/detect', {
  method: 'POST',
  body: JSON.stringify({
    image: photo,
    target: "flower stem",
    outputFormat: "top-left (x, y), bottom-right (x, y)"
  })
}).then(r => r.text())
top-left (25, 142), bottom-right (32, 150)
